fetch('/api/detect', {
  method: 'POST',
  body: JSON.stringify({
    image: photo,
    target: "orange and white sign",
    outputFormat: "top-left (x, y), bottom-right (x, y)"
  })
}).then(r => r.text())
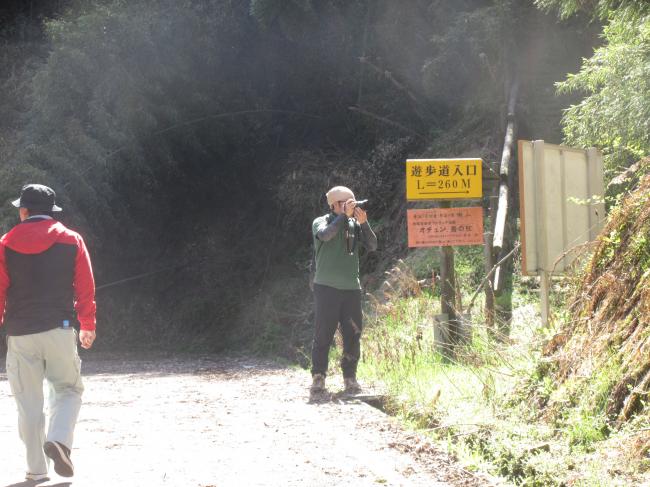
top-left (407, 207), bottom-right (484, 247)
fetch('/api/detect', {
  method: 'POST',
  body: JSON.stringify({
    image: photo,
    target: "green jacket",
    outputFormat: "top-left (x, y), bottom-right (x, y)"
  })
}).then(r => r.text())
top-left (311, 213), bottom-right (377, 290)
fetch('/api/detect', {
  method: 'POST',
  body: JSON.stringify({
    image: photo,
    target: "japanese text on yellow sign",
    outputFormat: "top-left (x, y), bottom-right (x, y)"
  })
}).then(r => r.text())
top-left (406, 159), bottom-right (482, 200)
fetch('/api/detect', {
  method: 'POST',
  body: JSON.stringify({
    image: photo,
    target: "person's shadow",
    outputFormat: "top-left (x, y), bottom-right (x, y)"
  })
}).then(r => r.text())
top-left (3, 481), bottom-right (71, 487)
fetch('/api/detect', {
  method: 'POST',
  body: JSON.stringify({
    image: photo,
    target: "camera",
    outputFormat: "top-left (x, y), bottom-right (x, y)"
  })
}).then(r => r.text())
top-left (354, 199), bottom-right (368, 209)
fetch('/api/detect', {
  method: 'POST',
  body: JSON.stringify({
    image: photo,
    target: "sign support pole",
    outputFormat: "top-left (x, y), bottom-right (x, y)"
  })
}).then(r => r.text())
top-left (405, 158), bottom-right (484, 355)
top-left (439, 201), bottom-right (459, 348)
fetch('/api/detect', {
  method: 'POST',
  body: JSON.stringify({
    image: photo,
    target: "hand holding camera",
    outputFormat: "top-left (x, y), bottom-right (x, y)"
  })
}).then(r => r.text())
top-left (342, 198), bottom-right (369, 223)
top-left (354, 206), bottom-right (368, 224)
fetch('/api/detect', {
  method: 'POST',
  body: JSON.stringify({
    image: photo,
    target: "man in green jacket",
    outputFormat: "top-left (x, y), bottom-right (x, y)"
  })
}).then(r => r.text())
top-left (310, 186), bottom-right (377, 395)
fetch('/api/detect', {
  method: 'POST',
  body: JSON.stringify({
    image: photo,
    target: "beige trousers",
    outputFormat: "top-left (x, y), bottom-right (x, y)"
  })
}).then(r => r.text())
top-left (6, 327), bottom-right (84, 475)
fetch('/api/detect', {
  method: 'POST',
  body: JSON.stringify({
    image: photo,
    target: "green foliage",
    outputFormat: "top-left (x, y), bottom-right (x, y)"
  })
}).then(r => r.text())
top-left (421, 2), bottom-right (512, 113)
top-left (564, 410), bottom-right (609, 450)
top-left (0, 0), bottom-right (288, 346)
top-left (538, 0), bottom-right (650, 175)
top-left (22, 0), bottom-right (266, 235)
top-left (358, 265), bottom-right (650, 484)
top-left (0, 0), bottom-right (609, 356)
top-left (358, 286), bottom-right (550, 482)
top-left (538, 175), bottom-right (650, 460)
top-left (544, 356), bottom-right (620, 451)
top-left (556, 10), bottom-right (650, 173)
top-left (535, 0), bottom-right (650, 20)
top-left (453, 244), bottom-right (485, 296)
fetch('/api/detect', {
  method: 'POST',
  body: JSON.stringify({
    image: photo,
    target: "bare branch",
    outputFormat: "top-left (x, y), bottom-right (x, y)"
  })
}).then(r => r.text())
top-left (467, 242), bottom-right (521, 312)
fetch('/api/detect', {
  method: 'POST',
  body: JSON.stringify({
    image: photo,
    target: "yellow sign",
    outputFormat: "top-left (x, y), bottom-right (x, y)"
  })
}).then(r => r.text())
top-left (406, 159), bottom-right (482, 200)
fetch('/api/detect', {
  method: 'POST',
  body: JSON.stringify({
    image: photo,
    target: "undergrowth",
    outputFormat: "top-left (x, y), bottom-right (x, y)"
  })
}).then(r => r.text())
top-left (351, 250), bottom-right (649, 486)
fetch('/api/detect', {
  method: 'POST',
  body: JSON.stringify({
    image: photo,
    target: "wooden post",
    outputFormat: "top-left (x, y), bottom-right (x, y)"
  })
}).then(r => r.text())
top-left (440, 246), bottom-right (456, 317)
top-left (483, 160), bottom-right (499, 334)
top-left (439, 201), bottom-right (459, 347)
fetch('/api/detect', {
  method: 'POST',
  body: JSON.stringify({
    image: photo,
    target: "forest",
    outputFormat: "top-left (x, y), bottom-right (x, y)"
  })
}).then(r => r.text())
top-left (1, 0), bottom-right (648, 484)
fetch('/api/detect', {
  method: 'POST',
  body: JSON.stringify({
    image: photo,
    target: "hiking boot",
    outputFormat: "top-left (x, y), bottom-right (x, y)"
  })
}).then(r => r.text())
top-left (310, 374), bottom-right (326, 394)
top-left (44, 441), bottom-right (74, 477)
top-left (344, 377), bottom-right (362, 395)
top-left (25, 472), bottom-right (49, 481)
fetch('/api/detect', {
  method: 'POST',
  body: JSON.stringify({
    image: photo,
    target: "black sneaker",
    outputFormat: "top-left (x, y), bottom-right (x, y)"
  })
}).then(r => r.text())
top-left (44, 441), bottom-right (74, 477)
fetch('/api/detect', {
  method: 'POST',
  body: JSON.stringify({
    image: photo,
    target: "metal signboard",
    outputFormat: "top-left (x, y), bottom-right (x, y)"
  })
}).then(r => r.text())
top-left (406, 159), bottom-right (483, 200)
top-left (407, 207), bottom-right (484, 247)
top-left (518, 140), bottom-right (605, 275)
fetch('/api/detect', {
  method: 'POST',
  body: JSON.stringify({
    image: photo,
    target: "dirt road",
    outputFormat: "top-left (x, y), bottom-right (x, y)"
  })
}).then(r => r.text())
top-left (0, 353), bottom-right (490, 487)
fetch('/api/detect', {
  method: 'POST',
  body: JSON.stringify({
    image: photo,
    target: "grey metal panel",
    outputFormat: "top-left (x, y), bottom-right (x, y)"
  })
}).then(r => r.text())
top-left (519, 140), bottom-right (605, 275)
top-left (519, 140), bottom-right (537, 274)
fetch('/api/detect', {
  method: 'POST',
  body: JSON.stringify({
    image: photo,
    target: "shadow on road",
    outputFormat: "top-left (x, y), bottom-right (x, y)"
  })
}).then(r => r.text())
top-left (3, 481), bottom-right (71, 487)
top-left (0, 352), bottom-right (289, 378)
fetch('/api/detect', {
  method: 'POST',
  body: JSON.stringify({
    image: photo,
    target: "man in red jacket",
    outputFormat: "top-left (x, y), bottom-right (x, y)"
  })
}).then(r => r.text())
top-left (0, 184), bottom-right (96, 481)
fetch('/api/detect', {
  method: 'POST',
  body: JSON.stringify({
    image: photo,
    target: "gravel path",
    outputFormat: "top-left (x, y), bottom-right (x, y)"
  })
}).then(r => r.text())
top-left (0, 353), bottom-right (491, 487)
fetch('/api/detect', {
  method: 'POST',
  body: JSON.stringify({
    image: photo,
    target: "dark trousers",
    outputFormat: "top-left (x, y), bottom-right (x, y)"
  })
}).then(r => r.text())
top-left (311, 283), bottom-right (363, 378)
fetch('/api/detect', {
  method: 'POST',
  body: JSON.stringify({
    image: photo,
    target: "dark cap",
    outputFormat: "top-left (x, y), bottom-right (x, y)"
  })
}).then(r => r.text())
top-left (11, 184), bottom-right (62, 212)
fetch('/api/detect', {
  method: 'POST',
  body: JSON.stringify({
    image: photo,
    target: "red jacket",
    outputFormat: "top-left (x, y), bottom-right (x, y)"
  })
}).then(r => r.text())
top-left (0, 217), bottom-right (96, 335)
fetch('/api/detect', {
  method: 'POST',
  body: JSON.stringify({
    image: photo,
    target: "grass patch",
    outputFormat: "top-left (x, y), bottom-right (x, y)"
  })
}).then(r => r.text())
top-left (354, 264), bottom-right (649, 485)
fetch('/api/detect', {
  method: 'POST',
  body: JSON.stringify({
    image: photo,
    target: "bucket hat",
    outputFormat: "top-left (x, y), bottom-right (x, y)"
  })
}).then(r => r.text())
top-left (11, 184), bottom-right (63, 212)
